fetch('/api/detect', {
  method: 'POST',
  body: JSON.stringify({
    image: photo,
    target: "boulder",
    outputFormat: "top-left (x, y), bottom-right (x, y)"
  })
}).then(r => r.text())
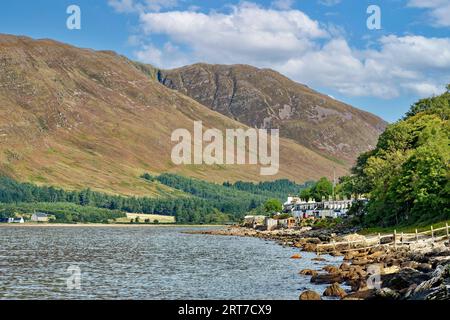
top-left (382, 265), bottom-right (400, 275)
top-left (299, 269), bottom-right (318, 277)
top-left (303, 243), bottom-right (317, 252)
top-left (306, 237), bottom-right (322, 244)
top-left (380, 236), bottom-right (394, 244)
top-left (408, 252), bottom-right (428, 264)
top-left (344, 252), bottom-right (356, 260)
top-left (352, 258), bottom-right (371, 266)
top-left (323, 282), bottom-right (347, 298)
top-left (367, 251), bottom-right (384, 260)
top-left (318, 235), bottom-right (331, 242)
top-left (401, 261), bottom-right (419, 269)
top-left (312, 257), bottom-right (326, 262)
top-left (311, 273), bottom-right (344, 284)
top-left (376, 288), bottom-right (400, 300)
top-left (405, 264), bottom-right (450, 300)
top-left (323, 265), bottom-right (339, 274)
top-left (339, 263), bottom-right (351, 271)
top-left (347, 278), bottom-right (368, 292)
top-left (382, 267), bottom-right (431, 291)
top-left (291, 253), bottom-right (302, 259)
top-left (299, 290), bottom-right (321, 300)
top-left (416, 263), bottom-right (433, 273)
top-left (342, 289), bottom-right (377, 300)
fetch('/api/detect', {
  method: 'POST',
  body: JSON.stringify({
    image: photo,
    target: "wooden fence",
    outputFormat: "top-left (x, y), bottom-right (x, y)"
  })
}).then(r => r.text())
top-left (316, 223), bottom-right (450, 255)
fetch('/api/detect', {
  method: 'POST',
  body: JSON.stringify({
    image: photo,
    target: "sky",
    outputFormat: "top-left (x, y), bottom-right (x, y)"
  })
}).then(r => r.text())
top-left (0, 0), bottom-right (449, 122)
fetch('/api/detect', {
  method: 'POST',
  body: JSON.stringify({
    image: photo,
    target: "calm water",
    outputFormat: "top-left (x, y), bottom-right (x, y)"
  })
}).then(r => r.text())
top-left (0, 226), bottom-right (346, 300)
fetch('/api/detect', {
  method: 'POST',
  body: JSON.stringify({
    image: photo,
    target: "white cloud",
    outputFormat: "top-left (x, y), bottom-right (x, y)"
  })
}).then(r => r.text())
top-left (408, 0), bottom-right (450, 27)
top-left (125, 2), bottom-right (450, 99)
top-left (134, 42), bottom-right (190, 69)
top-left (138, 2), bottom-right (328, 66)
top-left (280, 35), bottom-right (450, 98)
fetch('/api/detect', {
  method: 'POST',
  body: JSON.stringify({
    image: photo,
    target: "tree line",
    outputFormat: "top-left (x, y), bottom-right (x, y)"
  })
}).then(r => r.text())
top-left (0, 174), bottom-right (310, 224)
top-left (339, 85), bottom-right (450, 227)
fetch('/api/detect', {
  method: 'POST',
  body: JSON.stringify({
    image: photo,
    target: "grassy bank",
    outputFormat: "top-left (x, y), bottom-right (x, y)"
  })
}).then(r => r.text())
top-left (360, 220), bottom-right (450, 235)
top-left (0, 202), bottom-right (126, 223)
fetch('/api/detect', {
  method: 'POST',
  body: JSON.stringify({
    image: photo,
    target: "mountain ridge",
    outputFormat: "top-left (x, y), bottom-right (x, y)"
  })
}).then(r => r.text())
top-left (157, 63), bottom-right (387, 165)
top-left (0, 34), bottom-right (350, 196)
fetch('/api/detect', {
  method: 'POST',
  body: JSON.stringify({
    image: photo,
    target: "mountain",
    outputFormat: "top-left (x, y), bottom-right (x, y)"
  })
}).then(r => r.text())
top-left (0, 34), bottom-right (349, 196)
top-left (159, 63), bottom-right (387, 165)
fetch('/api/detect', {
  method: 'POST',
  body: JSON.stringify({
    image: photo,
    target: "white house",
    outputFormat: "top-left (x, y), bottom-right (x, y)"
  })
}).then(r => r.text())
top-left (243, 215), bottom-right (266, 228)
top-left (264, 217), bottom-right (278, 231)
top-left (31, 212), bottom-right (49, 222)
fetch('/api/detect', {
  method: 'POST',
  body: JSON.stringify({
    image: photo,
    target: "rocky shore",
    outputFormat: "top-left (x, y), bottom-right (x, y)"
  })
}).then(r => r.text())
top-left (192, 226), bottom-right (450, 300)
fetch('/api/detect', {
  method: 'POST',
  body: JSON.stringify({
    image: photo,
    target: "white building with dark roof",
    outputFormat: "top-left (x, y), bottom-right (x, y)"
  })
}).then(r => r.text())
top-left (31, 212), bottom-right (49, 222)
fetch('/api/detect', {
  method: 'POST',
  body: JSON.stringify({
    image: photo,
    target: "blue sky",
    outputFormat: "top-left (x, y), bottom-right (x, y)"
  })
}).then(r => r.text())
top-left (0, 0), bottom-right (449, 122)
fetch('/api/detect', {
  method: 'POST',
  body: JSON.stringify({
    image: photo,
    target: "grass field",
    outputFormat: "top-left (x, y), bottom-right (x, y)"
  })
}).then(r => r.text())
top-left (115, 213), bottom-right (176, 224)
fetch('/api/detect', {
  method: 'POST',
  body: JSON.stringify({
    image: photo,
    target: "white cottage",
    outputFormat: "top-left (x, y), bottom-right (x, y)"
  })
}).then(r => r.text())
top-left (31, 212), bottom-right (49, 222)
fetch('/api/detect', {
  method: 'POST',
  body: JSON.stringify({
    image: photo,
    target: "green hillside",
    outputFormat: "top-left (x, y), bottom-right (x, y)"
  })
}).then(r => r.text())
top-left (0, 174), bottom-right (309, 224)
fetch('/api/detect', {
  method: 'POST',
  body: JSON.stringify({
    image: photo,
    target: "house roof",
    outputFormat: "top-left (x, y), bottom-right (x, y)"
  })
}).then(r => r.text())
top-left (33, 212), bottom-right (48, 217)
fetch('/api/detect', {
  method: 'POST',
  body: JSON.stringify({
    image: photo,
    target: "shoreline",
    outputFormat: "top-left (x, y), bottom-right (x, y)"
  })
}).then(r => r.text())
top-left (194, 226), bottom-right (450, 300)
top-left (0, 223), bottom-right (226, 228)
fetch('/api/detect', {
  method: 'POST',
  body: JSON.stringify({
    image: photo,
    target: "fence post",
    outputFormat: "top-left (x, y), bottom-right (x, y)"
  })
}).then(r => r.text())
top-left (446, 223), bottom-right (449, 240)
top-left (401, 232), bottom-right (404, 245)
top-left (431, 226), bottom-right (434, 242)
top-left (347, 239), bottom-right (350, 250)
top-left (393, 230), bottom-right (397, 250)
top-left (415, 229), bottom-right (418, 243)
top-left (378, 233), bottom-right (381, 245)
top-left (332, 239), bottom-right (336, 252)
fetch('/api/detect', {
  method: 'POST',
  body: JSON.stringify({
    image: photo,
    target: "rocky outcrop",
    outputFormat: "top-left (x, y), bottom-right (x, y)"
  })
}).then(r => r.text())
top-left (323, 283), bottom-right (347, 298)
top-left (299, 290), bottom-right (322, 300)
top-left (299, 269), bottom-right (318, 277)
top-left (200, 226), bottom-right (449, 300)
top-left (311, 273), bottom-right (344, 284)
top-left (405, 264), bottom-right (450, 300)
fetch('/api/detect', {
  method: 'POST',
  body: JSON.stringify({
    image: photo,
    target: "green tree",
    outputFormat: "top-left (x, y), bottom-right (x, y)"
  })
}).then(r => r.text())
top-left (264, 198), bottom-right (282, 213)
top-left (300, 187), bottom-right (312, 200)
top-left (311, 177), bottom-right (333, 201)
top-left (343, 86), bottom-right (450, 227)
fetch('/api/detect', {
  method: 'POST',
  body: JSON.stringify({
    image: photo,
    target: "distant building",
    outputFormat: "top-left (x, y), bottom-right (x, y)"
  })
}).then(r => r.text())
top-left (243, 215), bottom-right (266, 228)
top-left (283, 196), bottom-right (300, 212)
top-left (31, 212), bottom-right (49, 222)
top-left (0, 217), bottom-right (23, 223)
top-left (285, 196), bottom-right (363, 219)
top-left (278, 217), bottom-right (296, 229)
top-left (264, 217), bottom-right (278, 231)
